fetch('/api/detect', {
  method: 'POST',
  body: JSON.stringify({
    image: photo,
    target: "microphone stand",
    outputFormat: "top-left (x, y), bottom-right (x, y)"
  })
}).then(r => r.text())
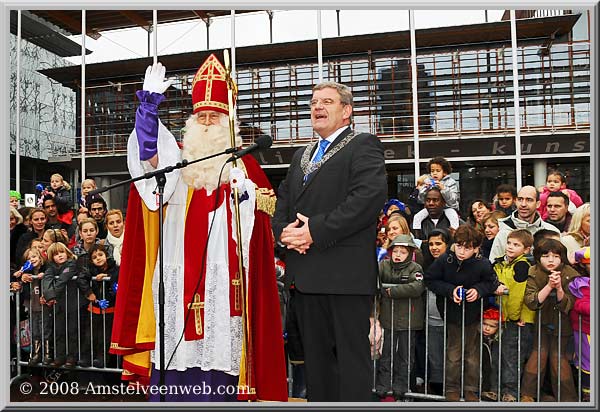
top-left (89, 146), bottom-right (237, 402)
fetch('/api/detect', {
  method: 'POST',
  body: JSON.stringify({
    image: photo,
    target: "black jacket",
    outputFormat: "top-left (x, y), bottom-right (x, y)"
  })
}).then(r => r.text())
top-left (77, 257), bottom-right (119, 308)
top-left (41, 259), bottom-right (78, 302)
top-left (272, 128), bottom-right (387, 295)
top-left (424, 250), bottom-right (497, 325)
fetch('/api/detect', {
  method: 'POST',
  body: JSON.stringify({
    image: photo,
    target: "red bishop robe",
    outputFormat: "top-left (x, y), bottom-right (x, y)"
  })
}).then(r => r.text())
top-left (110, 154), bottom-right (287, 402)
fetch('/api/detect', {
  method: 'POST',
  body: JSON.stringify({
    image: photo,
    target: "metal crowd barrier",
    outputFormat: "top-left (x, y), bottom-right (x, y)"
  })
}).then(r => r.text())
top-left (10, 275), bottom-right (122, 382)
top-left (11, 279), bottom-right (588, 403)
top-left (370, 290), bottom-right (589, 403)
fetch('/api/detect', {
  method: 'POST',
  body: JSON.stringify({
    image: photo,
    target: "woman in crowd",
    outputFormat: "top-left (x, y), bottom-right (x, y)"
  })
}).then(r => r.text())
top-left (10, 207), bottom-right (28, 268)
top-left (561, 203), bottom-right (590, 257)
top-left (466, 200), bottom-right (492, 233)
top-left (15, 208), bottom-right (48, 265)
top-left (104, 209), bottom-right (125, 265)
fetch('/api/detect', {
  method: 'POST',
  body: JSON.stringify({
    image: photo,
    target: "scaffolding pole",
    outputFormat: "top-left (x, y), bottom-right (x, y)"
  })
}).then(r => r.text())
top-left (409, 10), bottom-right (421, 182)
top-left (510, 10), bottom-right (523, 189)
top-left (153, 10), bottom-right (158, 65)
top-left (81, 10), bottom-right (86, 179)
top-left (15, 10), bottom-right (21, 193)
top-left (317, 10), bottom-right (323, 83)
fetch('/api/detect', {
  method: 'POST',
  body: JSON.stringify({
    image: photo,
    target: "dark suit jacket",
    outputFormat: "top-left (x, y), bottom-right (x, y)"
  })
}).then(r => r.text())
top-left (272, 127), bottom-right (387, 295)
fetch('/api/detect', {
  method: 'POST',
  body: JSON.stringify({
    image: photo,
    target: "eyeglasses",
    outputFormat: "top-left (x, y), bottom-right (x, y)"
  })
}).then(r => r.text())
top-left (309, 98), bottom-right (343, 107)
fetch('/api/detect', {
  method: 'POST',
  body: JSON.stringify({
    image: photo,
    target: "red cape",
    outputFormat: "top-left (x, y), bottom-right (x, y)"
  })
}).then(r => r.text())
top-left (110, 155), bottom-right (288, 401)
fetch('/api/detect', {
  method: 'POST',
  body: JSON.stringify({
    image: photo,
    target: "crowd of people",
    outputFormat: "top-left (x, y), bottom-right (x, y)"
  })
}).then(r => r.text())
top-left (8, 72), bottom-right (591, 404)
top-left (10, 176), bottom-right (122, 375)
top-left (364, 158), bottom-right (591, 402)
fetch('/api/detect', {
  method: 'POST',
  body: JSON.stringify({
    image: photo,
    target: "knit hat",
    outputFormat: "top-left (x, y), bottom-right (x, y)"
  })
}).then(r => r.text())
top-left (388, 234), bottom-right (418, 250)
top-left (383, 198), bottom-right (406, 215)
top-left (483, 307), bottom-right (500, 322)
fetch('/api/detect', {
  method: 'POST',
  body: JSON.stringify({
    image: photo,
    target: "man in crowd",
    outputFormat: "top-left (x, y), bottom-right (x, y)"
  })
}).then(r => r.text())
top-left (413, 187), bottom-right (461, 241)
top-left (273, 81), bottom-right (387, 401)
top-left (42, 197), bottom-right (61, 229)
top-left (489, 185), bottom-right (559, 261)
top-left (544, 192), bottom-right (572, 233)
top-left (111, 56), bottom-right (287, 402)
top-left (88, 197), bottom-right (108, 239)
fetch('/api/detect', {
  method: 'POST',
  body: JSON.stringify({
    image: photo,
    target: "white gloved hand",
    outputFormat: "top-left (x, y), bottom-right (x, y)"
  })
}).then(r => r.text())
top-left (142, 62), bottom-right (173, 94)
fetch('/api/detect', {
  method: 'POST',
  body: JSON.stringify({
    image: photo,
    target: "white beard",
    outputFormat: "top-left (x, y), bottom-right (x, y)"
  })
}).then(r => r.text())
top-left (180, 114), bottom-right (242, 192)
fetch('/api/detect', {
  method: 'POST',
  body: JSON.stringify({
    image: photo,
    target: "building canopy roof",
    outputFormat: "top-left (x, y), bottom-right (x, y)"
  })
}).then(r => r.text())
top-left (39, 13), bottom-right (579, 89)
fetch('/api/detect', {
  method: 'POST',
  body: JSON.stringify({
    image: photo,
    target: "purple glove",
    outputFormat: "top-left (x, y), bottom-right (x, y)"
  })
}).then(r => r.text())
top-left (112, 282), bottom-right (118, 293)
top-left (97, 299), bottom-right (109, 310)
top-left (135, 90), bottom-right (166, 161)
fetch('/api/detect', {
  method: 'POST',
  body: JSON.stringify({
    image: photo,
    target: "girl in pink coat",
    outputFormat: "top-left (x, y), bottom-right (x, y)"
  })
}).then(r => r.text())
top-left (538, 170), bottom-right (583, 220)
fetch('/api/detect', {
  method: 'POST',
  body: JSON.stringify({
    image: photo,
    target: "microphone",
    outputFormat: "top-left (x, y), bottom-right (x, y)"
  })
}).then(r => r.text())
top-left (227, 135), bottom-right (272, 163)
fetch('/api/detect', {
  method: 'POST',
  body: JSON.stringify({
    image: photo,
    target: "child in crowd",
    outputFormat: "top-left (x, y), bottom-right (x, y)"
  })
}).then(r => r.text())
top-left (77, 244), bottom-right (119, 368)
top-left (47, 173), bottom-right (74, 226)
top-left (413, 157), bottom-right (460, 231)
top-left (15, 248), bottom-right (47, 366)
top-left (568, 247), bottom-right (590, 402)
top-left (10, 190), bottom-right (21, 209)
top-left (376, 234), bottom-right (425, 401)
top-left (520, 238), bottom-right (579, 402)
top-left (492, 229), bottom-right (535, 402)
top-left (493, 184), bottom-right (517, 216)
top-left (381, 214), bottom-right (423, 265)
top-left (414, 228), bottom-right (453, 396)
top-left (480, 307), bottom-right (501, 402)
top-left (41, 228), bottom-right (69, 253)
top-left (424, 225), bottom-right (497, 402)
top-left (538, 170), bottom-right (583, 220)
top-left (40, 242), bottom-right (79, 368)
top-left (407, 174), bottom-right (429, 218)
top-left (480, 211), bottom-right (506, 259)
top-left (79, 178), bottom-right (98, 215)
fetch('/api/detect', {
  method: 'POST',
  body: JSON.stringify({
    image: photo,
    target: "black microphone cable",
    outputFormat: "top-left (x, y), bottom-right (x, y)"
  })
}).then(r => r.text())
top-left (166, 161), bottom-right (228, 370)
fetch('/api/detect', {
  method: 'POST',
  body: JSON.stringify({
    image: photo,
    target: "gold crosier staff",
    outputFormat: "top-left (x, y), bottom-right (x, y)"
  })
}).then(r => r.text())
top-left (223, 49), bottom-right (255, 399)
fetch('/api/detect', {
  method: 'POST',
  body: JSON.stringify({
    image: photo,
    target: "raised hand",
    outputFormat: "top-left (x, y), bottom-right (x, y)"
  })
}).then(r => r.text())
top-left (142, 62), bottom-right (173, 94)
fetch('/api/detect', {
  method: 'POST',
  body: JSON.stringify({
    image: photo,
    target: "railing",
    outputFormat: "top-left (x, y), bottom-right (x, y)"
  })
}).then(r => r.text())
top-left (11, 277), bottom-right (589, 402)
top-left (368, 291), bottom-right (588, 402)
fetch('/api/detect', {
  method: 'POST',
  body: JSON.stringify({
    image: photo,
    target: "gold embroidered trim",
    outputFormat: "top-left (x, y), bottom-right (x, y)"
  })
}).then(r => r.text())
top-left (193, 101), bottom-right (229, 111)
top-left (255, 187), bottom-right (276, 216)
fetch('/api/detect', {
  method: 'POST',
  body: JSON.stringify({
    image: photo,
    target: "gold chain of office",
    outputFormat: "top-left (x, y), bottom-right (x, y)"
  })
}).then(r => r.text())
top-left (300, 131), bottom-right (358, 177)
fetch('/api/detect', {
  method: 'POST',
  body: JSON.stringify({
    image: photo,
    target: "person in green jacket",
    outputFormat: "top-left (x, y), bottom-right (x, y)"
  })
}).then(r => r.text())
top-left (490, 229), bottom-right (534, 402)
top-left (375, 234), bottom-right (425, 401)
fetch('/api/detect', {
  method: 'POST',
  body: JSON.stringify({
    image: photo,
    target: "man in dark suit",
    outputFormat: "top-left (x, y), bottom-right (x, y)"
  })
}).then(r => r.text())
top-left (272, 82), bottom-right (387, 401)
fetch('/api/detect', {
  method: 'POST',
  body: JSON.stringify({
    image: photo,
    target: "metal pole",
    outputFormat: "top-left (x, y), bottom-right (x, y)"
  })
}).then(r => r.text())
top-left (15, 10), bottom-right (21, 193)
top-left (157, 173), bottom-right (166, 402)
top-left (267, 11), bottom-right (273, 43)
top-left (336, 10), bottom-right (340, 36)
top-left (390, 299), bottom-right (394, 394)
top-left (231, 10), bottom-right (236, 81)
top-left (460, 297), bottom-right (465, 400)
top-left (153, 10), bottom-right (158, 65)
top-left (510, 10), bottom-right (523, 190)
top-left (317, 10), bottom-right (323, 83)
top-left (409, 10), bottom-right (421, 184)
top-left (81, 10), bottom-right (86, 180)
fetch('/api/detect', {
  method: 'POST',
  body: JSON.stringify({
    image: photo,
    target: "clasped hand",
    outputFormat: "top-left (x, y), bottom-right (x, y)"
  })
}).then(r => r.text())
top-left (548, 271), bottom-right (562, 290)
top-left (280, 213), bottom-right (313, 254)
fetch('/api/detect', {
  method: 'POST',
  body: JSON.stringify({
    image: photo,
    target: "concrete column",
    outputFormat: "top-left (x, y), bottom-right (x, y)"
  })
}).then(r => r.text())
top-left (533, 158), bottom-right (547, 190)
